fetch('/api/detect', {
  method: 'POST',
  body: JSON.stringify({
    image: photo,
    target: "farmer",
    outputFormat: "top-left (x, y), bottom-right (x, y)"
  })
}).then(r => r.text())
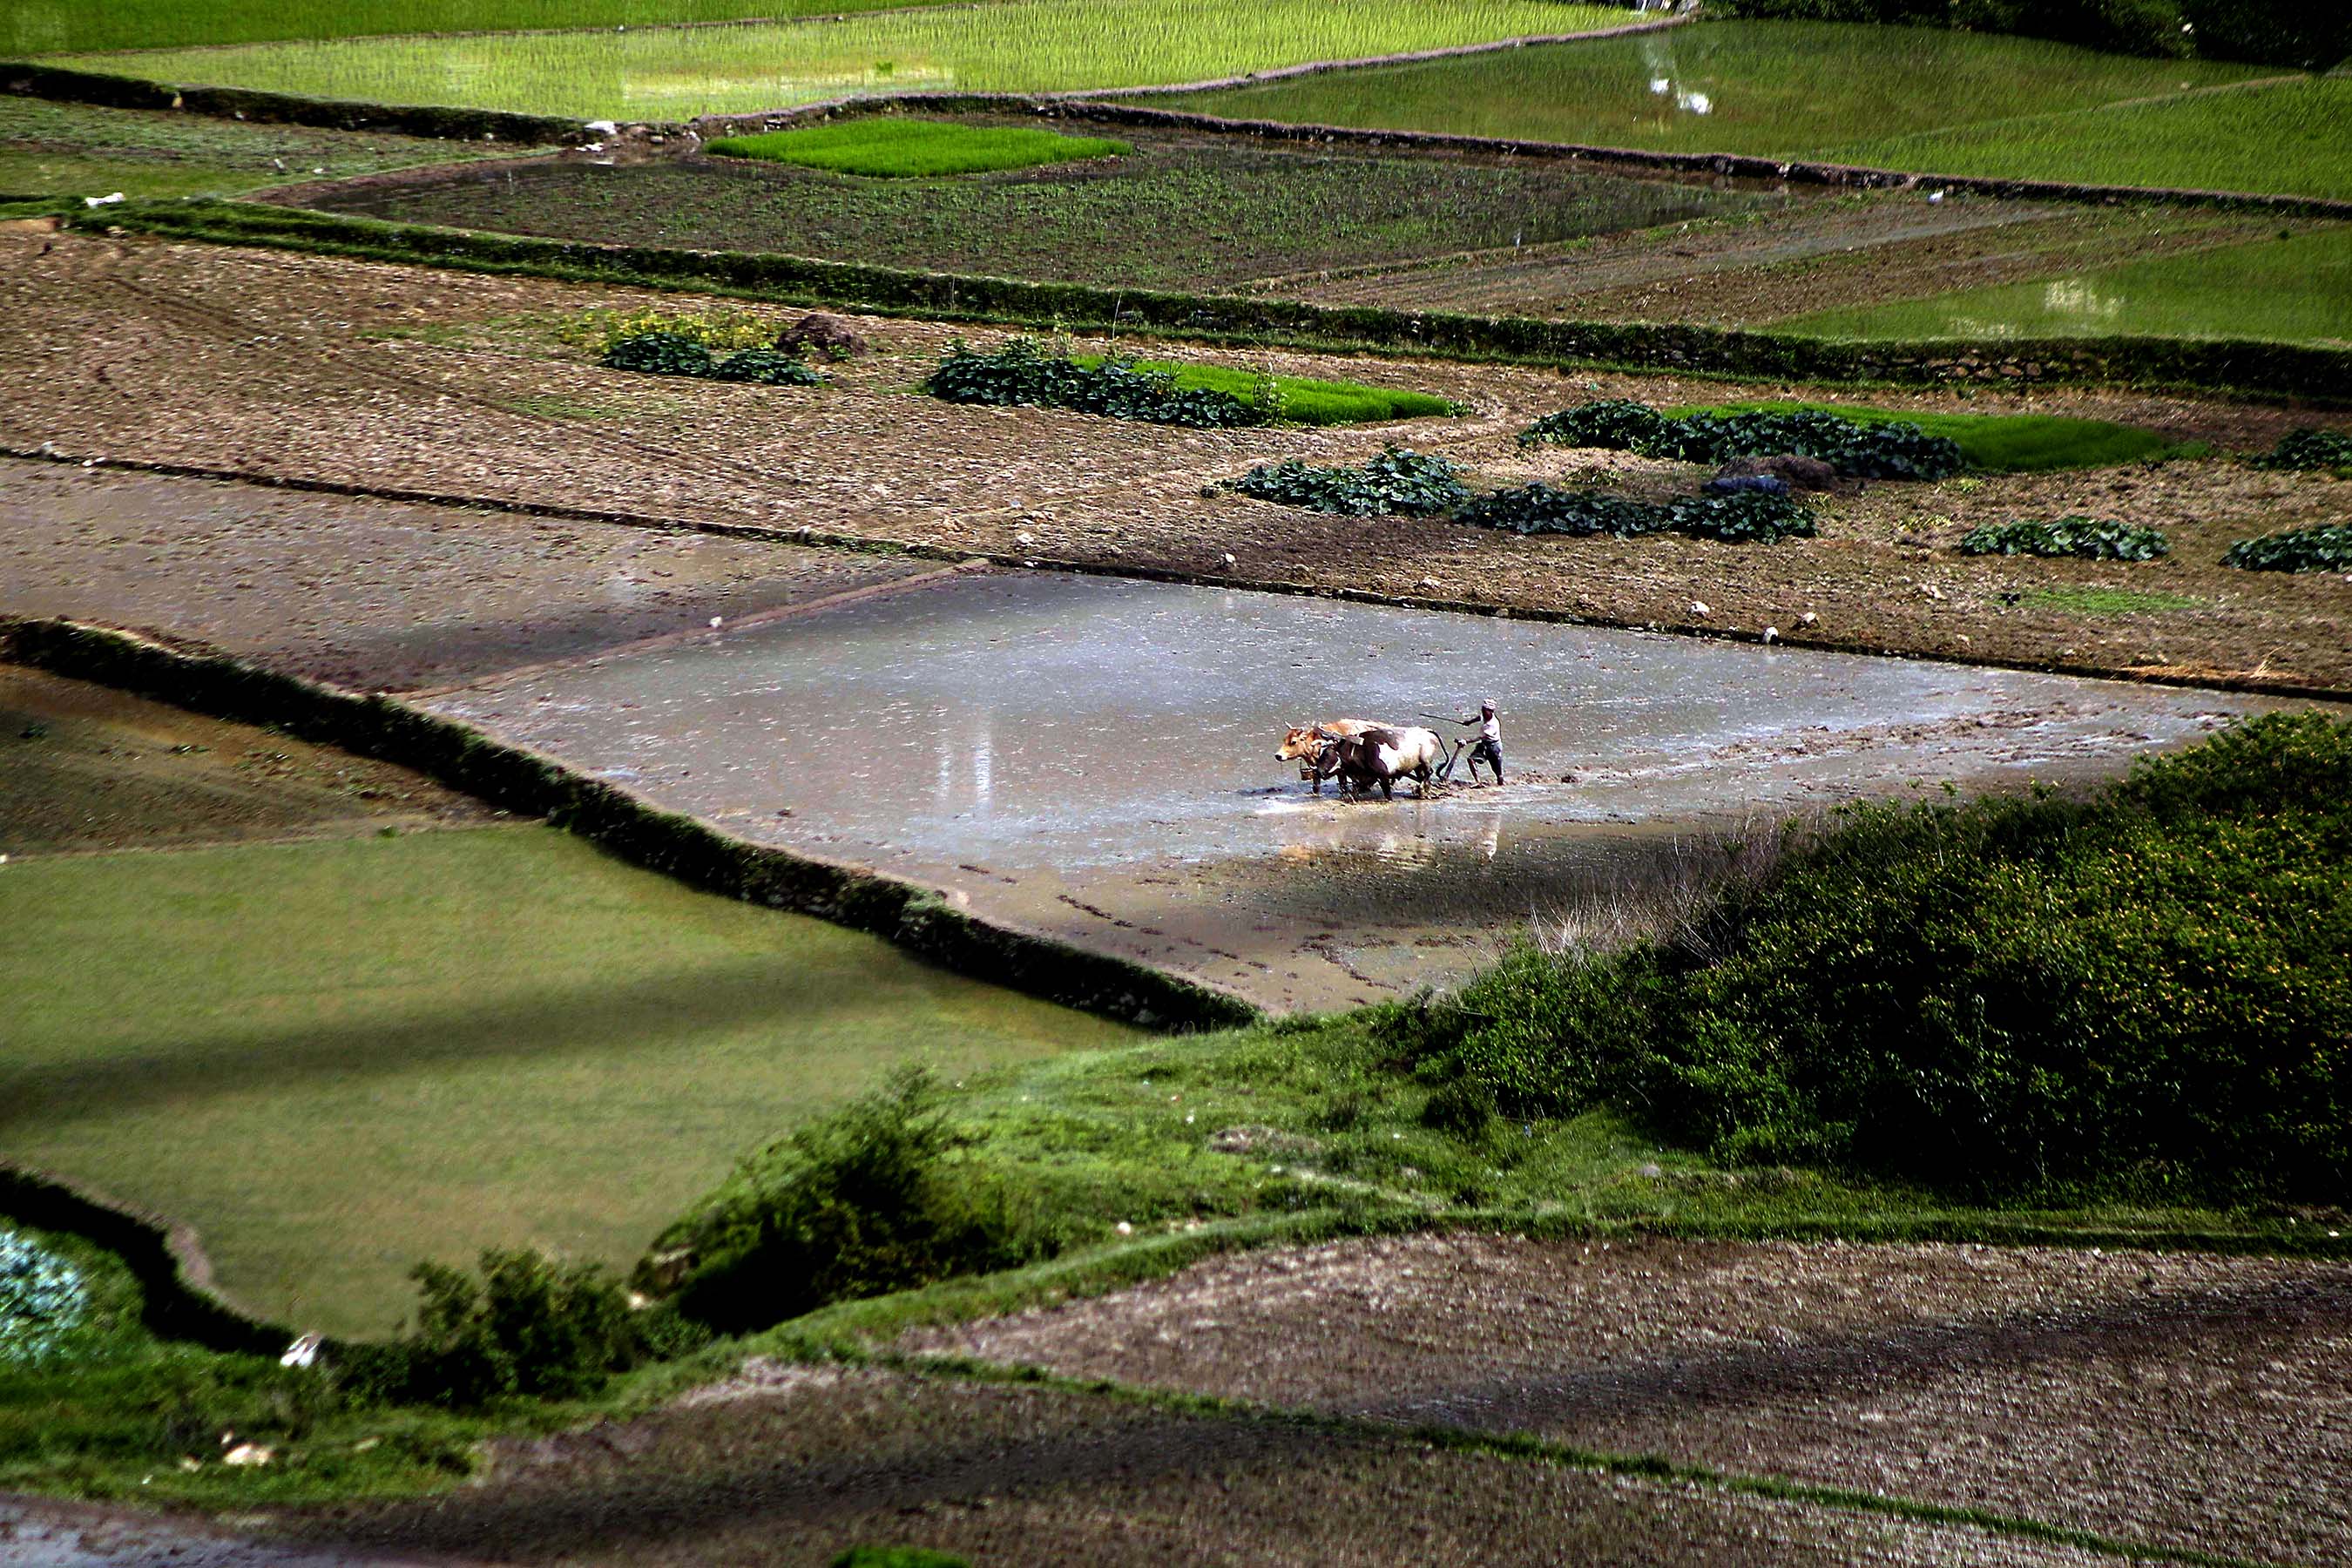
top-left (1451, 699), bottom-right (1504, 785)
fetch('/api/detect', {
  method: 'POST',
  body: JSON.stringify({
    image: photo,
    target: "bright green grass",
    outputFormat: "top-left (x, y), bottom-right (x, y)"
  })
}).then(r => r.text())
top-left (1162, 22), bottom-right (2268, 160)
top-left (1078, 355), bottom-right (1459, 424)
top-left (51, 0), bottom-right (1627, 121)
top-left (1667, 400), bottom-right (2186, 471)
top-left (1829, 77), bottom-right (2352, 203)
top-left (707, 118), bottom-right (1129, 178)
top-left (1781, 226), bottom-right (2352, 348)
top-left (1, 0), bottom-right (995, 57)
top-left (0, 95), bottom-right (531, 201)
top-left (0, 826), bottom-right (1133, 1338)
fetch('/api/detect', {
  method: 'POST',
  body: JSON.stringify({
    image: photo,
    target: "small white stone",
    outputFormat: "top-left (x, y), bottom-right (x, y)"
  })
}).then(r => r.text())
top-left (1762, 625), bottom-right (1779, 644)
top-left (708, 616), bottom-right (723, 628)
top-left (1800, 610), bottom-right (1819, 626)
top-left (1222, 552), bottom-right (1238, 566)
top-left (1689, 599), bottom-right (1710, 618)
top-left (1114, 1220), bottom-right (1133, 1236)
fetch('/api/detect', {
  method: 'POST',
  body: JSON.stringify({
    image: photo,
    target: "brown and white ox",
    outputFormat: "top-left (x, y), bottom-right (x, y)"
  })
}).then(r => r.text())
top-left (1278, 720), bottom-right (1378, 794)
top-left (1321, 725), bottom-right (1445, 800)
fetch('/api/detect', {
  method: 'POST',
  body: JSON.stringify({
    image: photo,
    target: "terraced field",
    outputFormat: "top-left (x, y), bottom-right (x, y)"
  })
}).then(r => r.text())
top-left (39, 0), bottom-right (1632, 120)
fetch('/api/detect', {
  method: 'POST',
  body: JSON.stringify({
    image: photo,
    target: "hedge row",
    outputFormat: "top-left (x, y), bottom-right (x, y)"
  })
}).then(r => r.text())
top-left (0, 59), bottom-right (589, 145)
top-left (75, 198), bottom-right (2352, 403)
top-left (0, 617), bottom-right (1257, 1034)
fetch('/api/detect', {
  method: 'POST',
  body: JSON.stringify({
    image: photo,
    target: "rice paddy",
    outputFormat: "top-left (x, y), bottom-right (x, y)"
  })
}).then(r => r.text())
top-left (0, 96), bottom-right (534, 206)
top-left (45, 0), bottom-right (1629, 122)
top-left (707, 118), bottom-right (1130, 178)
top-left (2, 0), bottom-right (995, 57)
top-left (0, 826), bottom-right (1134, 1336)
top-left (1781, 226), bottom-right (2352, 347)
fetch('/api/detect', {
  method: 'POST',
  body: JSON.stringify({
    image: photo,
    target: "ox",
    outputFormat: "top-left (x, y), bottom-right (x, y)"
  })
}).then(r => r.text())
top-left (1321, 725), bottom-right (1444, 801)
top-left (1278, 719), bottom-right (1377, 794)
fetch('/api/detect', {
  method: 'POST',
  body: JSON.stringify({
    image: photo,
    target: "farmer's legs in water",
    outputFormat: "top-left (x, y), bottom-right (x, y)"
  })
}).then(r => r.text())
top-left (1473, 739), bottom-right (1504, 783)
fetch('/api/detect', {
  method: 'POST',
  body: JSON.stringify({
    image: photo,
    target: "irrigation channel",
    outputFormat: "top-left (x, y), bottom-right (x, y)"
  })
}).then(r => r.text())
top-left (416, 569), bottom-right (2288, 1014)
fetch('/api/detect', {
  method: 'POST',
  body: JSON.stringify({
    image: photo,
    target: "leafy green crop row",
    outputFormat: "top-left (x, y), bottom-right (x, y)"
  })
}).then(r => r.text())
top-left (2255, 427), bottom-right (2352, 471)
top-left (1520, 400), bottom-right (1964, 480)
top-left (925, 337), bottom-right (1264, 426)
top-left (1227, 448), bottom-right (1471, 515)
top-left (2222, 523), bottom-right (2352, 572)
top-left (604, 332), bottom-right (824, 384)
top-left (1456, 484), bottom-right (1821, 543)
top-left (1958, 517), bottom-right (2171, 560)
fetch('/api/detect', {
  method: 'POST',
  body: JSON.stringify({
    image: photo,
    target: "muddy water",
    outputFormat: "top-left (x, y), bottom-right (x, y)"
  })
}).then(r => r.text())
top-left (425, 570), bottom-right (2272, 1013)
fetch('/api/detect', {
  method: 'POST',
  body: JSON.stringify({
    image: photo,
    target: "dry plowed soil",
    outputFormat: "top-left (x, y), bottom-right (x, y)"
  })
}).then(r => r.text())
top-left (4, 229), bottom-right (2349, 695)
top-left (906, 1232), bottom-right (2352, 1565)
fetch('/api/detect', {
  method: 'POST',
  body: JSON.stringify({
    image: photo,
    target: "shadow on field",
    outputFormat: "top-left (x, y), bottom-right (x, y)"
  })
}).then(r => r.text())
top-left (3, 956), bottom-right (884, 1135)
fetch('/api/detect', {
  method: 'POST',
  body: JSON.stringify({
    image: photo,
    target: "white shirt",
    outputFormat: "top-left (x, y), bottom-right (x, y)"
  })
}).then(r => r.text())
top-left (1477, 713), bottom-right (1500, 742)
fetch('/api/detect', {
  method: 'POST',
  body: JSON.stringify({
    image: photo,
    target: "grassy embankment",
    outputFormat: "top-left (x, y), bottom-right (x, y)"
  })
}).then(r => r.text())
top-left (1159, 22), bottom-right (2350, 201)
top-left (313, 139), bottom-right (1769, 291)
top-left (0, 825), bottom-right (1136, 1337)
top-left (707, 118), bottom-right (1129, 178)
top-left (1782, 225), bottom-right (2352, 347)
top-left (1665, 402), bottom-right (2190, 470)
top-left (0, 96), bottom-right (536, 210)
top-left (43, 0), bottom-right (1629, 120)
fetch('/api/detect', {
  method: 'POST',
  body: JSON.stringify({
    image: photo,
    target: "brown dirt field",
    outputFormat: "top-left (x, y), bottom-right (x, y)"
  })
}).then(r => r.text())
top-left (3, 229), bottom-right (2349, 695)
top-left (260, 1367), bottom-right (2163, 1567)
top-left (904, 1232), bottom-right (2352, 1565)
top-left (0, 665), bottom-right (498, 855)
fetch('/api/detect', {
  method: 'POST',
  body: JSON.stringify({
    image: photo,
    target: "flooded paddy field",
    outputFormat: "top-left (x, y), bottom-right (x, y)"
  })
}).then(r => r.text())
top-left (424, 569), bottom-right (2278, 1012)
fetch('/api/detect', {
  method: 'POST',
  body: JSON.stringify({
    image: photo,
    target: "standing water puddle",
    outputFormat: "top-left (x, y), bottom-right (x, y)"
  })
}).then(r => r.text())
top-left (426, 571), bottom-right (2273, 1011)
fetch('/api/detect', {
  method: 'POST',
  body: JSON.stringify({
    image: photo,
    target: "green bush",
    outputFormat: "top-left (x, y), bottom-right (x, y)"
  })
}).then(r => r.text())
top-left (1415, 714), bottom-right (2352, 1203)
top-left (925, 338), bottom-right (1265, 428)
top-left (348, 1250), bottom-right (643, 1409)
top-left (1519, 401), bottom-right (1963, 481)
top-left (707, 347), bottom-right (825, 385)
top-left (1456, 484), bottom-right (1820, 544)
top-left (2253, 427), bottom-right (2352, 472)
top-left (1957, 516), bottom-right (2171, 560)
top-left (0, 1227), bottom-right (91, 1368)
top-left (2222, 522), bottom-right (2352, 572)
top-left (659, 1067), bottom-right (1027, 1335)
top-left (2179, 0), bottom-right (2352, 68)
top-left (601, 331), bottom-right (716, 379)
top-left (1715, 0), bottom-right (2191, 57)
top-left (832, 1549), bottom-right (971, 1568)
top-left (1229, 447), bottom-right (1471, 516)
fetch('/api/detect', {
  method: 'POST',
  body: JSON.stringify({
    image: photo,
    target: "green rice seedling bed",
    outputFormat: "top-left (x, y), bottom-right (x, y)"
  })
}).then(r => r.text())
top-left (707, 118), bottom-right (1128, 177)
top-left (0, 826), bottom-right (1134, 1337)
top-left (1781, 226), bottom-right (2352, 348)
top-left (3, 0), bottom-right (996, 57)
top-left (50, 0), bottom-right (1627, 122)
top-left (308, 132), bottom-right (1773, 293)
top-left (1157, 22), bottom-right (2268, 166)
top-left (1667, 401), bottom-right (2187, 470)
top-left (1075, 355), bottom-right (1459, 424)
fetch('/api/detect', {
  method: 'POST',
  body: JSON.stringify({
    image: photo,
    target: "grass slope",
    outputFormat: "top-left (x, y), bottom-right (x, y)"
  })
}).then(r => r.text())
top-left (1078, 355), bottom-right (1458, 423)
top-left (1781, 225), bottom-right (2352, 347)
top-left (311, 140), bottom-right (1767, 292)
top-left (708, 118), bottom-right (1128, 177)
top-left (1667, 401), bottom-right (2186, 470)
top-left (50, 0), bottom-right (1627, 120)
top-left (0, 826), bottom-right (1132, 1337)
top-left (1162, 23), bottom-right (2267, 160)
top-left (2, 0), bottom-right (995, 56)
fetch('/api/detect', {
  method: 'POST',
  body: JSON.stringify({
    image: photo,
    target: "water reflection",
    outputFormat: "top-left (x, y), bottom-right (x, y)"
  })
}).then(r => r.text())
top-left (1638, 35), bottom-right (1713, 116)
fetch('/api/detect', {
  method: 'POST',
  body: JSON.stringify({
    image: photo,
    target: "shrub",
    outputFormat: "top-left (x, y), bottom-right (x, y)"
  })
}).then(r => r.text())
top-left (601, 331), bottom-right (716, 379)
top-left (659, 1067), bottom-right (1026, 1335)
top-left (561, 307), bottom-right (774, 356)
top-left (2222, 522), bottom-right (2352, 573)
top-left (381, 1250), bottom-right (640, 1408)
top-left (1517, 401), bottom-right (1962, 481)
top-left (924, 338), bottom-right (1264, 428)
top-left (1229, 447), bottom-right (1471, 516)
top-left (0, 1228), bottom-right (90, 1368)
top-left (833, 1550), bottom-right (971, 1568)
top-left (707, 347), bottom-right (825, 386)
top-left (2178, 0), bottom-right (2352, 68)
top-left (1415, 713), bottom-right (2352, 1204)
top-left (2253, 427), bottom-right (2352, 472)
top-left (1957, 516), bottom-right (2171, 560)
top-left (1455, 484), bottom-right (1820, 544)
